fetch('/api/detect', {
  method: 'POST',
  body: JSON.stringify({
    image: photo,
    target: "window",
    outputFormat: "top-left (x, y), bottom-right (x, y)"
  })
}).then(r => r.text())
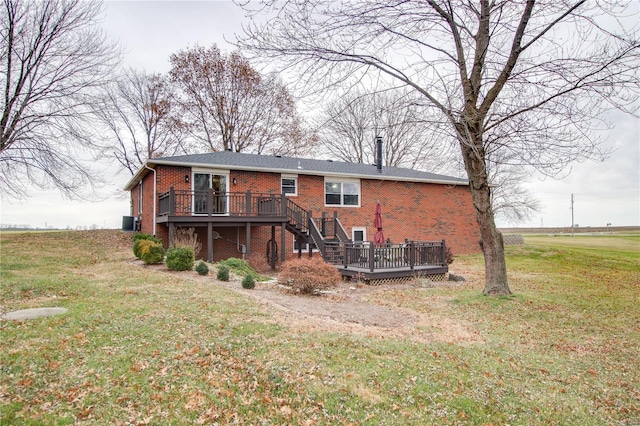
top-left (293, 236), bottom-right (318, 252)
top-left (325, 179), bottom-right (360, 206)
top-left (137, 181), bottom-right (143, 214)
top-left (281, 175), bottom-right (298, 196)
top-left (352, 227), bottom-right (367, 243)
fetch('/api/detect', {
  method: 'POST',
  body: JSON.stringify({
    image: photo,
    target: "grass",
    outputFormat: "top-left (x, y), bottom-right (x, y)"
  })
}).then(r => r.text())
top-left (1, 230), bottom-right (639, 425)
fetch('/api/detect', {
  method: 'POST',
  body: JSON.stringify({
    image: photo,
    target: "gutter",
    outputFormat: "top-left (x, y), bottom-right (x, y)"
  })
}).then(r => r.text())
top-left (143, 164), bottom-right (157, 236)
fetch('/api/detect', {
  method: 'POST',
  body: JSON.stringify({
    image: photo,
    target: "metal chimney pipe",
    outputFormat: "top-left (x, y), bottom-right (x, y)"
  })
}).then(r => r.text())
top-left (376, 136), bottom-right (383, 172)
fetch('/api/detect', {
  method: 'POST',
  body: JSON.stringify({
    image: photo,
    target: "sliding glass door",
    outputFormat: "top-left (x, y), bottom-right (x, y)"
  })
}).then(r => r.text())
top-left (193, 172), bottom-right (228, 214)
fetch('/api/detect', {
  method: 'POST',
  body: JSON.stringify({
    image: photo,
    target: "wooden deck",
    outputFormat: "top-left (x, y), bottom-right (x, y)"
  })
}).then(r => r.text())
top-left (321, 241), bottom-right (448, 283)
top-left (155, 188), bottom-right (449, 282)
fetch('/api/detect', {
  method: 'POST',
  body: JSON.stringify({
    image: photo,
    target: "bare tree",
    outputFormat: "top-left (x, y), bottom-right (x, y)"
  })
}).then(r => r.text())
top-left (318, 89), bottom-right (452, 172)
top-left (96, 69), bottom-right (189, 175)
top-left (169, 45), bottom-right (314, 156)
top-left (237, 0), bottom-right (639, 295)
top-left (0, 0), bottom-right (119, 199)
top-left (488, 160), bottom-right (542, 225)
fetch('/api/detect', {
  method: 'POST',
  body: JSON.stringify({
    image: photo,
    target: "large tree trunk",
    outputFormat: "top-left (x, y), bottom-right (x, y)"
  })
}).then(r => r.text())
top-left (458, 127), bottom-right (511, 296)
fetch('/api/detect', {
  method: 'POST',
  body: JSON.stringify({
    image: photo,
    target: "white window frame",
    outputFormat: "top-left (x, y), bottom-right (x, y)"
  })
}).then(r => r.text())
top-left (352, 227), bottom-right (367, 243)
top-left (324, 178), bottom-right (361, 207)
top-left (138, 181), bottom-right (143, 215)
top-left (191, 168), bottom-right (230, 216)
top-left (281, 174), bottom-right (298, 196)
top-left (293, 235), bottom-right (318, 252)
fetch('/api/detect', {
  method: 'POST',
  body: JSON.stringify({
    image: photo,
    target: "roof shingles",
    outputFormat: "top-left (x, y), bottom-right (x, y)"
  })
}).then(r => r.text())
top-left (150, 151), bottom-right (467, 185)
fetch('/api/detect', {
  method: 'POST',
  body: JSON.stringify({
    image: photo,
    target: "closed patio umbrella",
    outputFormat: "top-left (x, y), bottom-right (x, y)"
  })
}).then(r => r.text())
top-left (373, 201), bottom-right (385, 244)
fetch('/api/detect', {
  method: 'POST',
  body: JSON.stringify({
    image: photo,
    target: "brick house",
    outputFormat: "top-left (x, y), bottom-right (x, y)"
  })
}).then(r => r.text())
top-left (124, 150), bottom-right (480, 271)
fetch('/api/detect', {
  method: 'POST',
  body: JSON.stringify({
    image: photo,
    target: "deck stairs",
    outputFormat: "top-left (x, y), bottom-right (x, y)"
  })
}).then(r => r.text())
top-left (284, 198), bottom-right (350, 257)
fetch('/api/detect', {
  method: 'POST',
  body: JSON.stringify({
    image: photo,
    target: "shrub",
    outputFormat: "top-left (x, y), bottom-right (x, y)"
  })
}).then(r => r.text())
top-left (248, 251), bottom-right (273, 273)
top-left (173, 227), bottom-right (202, 258)
top-left (219, 257), bottom-right (262, 280)
top-left (217, 265), bottom-right (230, 281)
top-left (140, 241), bottom-right (165, 265)
top-left (279, 257), bottom-right (341, 295)
top-left (195, 261), bottom-right (209, 276)
top-left (166, 246), bottom-right (194, 271)
top-left (445, 247), bottom-right (454, 265)
top-left (133, 232), bottom-right (155, 242)
top-left (241, 274), bottom-right (255, 289)
top-left (133, 234), bottom-right (161, 258)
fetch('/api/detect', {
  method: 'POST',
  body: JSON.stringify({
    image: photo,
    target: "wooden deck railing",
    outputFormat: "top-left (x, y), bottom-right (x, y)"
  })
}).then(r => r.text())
top-left (323, 240), bottom-right (447, 272)
top-left (158, 189), bottom-right (287, 217)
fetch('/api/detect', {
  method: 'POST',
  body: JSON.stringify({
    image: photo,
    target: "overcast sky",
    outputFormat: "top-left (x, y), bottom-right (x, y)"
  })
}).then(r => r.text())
top-left (1, 1), bottom-right (638, 230)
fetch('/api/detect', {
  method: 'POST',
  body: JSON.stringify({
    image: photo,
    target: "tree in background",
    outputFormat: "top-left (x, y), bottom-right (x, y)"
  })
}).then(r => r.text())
top-left (169, 45), bottom-right (315, 156)
top-left (0, 0), bottom-right (119, 199)
top-left (318, 89), bottom-right (452, 172)
top-left (95, 69), bottom-right (189, 175)
top-left (237, 0), bottom-right (639, 295)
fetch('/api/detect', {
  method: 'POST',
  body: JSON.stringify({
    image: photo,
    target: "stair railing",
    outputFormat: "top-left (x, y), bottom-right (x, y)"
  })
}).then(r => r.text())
top-left (307, 216), bottom-right (326, 257)
top-left (285, 197), bottom-right (309, 234)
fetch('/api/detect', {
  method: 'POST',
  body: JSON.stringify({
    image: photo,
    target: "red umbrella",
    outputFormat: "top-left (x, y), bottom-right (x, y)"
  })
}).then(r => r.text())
top-left (373, 201), bottom-right (385, 244)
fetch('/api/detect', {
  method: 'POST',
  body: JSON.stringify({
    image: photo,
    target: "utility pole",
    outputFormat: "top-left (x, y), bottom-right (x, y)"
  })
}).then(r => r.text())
top-left (570, 193), bottom-right (575, 237)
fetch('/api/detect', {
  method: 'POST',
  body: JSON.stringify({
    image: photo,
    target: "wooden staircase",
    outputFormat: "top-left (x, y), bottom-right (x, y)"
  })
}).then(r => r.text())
top-left (284, 198), bottom-right (351, 257)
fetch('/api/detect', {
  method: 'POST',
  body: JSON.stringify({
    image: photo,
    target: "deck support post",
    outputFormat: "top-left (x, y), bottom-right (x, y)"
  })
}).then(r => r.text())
top-left (280, 222), bottom-right (286, 263)
top-left (369, 241), bottom-right (375, 272)
top-left (169, 223), bottom-right (175, 248)
top-left (246, 191), bottom-right (252, 215)
top-left (207, 223), bottom-right (213, 262)
top-left (343, 244), bottom-right (348, 268)
top-left (409, 241), bottom-right (415, 270)
top-left (270, 226), bottom-right (276, 270)
top-left (441, 239), bottom-right (446, 266)
top-left (245, 222), bottom-right (251, 259)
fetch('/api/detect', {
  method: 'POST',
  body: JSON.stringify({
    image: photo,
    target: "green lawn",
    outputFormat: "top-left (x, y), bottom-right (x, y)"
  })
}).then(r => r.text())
top-left (1, 230), bottom-right (638, 425)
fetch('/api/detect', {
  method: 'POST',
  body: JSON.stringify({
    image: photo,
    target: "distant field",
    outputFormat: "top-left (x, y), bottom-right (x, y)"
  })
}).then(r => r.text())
top-left (500, 226), bottom-right (640, 235)
top-left (1, 230), bottom-right (638, 425)
top-left (524, 233), bottom-right (640, 254)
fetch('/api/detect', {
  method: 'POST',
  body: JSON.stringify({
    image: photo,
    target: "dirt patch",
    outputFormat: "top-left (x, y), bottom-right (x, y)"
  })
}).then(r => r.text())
top-left (135, 260), bottom-right (482, 344)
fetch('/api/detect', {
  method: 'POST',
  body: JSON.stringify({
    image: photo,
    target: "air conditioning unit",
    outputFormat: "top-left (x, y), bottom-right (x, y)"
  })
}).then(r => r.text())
top-left (122, 216), bottom-right (141, 232)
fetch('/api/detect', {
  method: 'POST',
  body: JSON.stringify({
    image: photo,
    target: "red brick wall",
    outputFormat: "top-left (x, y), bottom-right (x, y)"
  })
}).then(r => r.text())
top-left (132, 166), bottom-right (480, 259)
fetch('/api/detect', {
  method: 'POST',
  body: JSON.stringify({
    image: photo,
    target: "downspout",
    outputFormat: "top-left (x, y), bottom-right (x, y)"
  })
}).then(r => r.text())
top-left (144, 164), bottom-right (157, 236)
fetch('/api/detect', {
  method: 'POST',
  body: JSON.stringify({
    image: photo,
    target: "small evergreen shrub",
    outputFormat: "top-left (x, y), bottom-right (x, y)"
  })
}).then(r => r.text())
top-left (166, 246), bottom-right (194, 271)
top-left (219, 257), bottom-right (262, 280)
top-left (279, 257), bottom-right (341, 295)
top-left (195, 261), bottom-right (209, 276)
top-left (241, 274), bottom-right (255, 289)
top-left (133, 234), bottom-right (161, 258)
top-left (217, 265), bottom-right (230, 281)
top-left (140, 241), bottom-right (165, 265)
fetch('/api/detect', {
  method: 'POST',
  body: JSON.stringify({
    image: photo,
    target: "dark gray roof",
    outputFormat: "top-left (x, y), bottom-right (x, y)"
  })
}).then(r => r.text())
top-left (125, 151), bottom-right (467, 190)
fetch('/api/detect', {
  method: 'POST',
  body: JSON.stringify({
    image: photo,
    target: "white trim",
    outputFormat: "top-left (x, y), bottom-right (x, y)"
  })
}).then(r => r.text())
top-left (281, 174), bottom-right (298, 196)
top-left (192, 167), bottom-right (230, 174)
top-left (292, 235), bottom-right (318, 252)
top-left (352, 227), bottom-right (367, 243)
top-left (192, 171), bottom-right (230, 216)
top-left (324, 177), bottom-right (361, 208)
